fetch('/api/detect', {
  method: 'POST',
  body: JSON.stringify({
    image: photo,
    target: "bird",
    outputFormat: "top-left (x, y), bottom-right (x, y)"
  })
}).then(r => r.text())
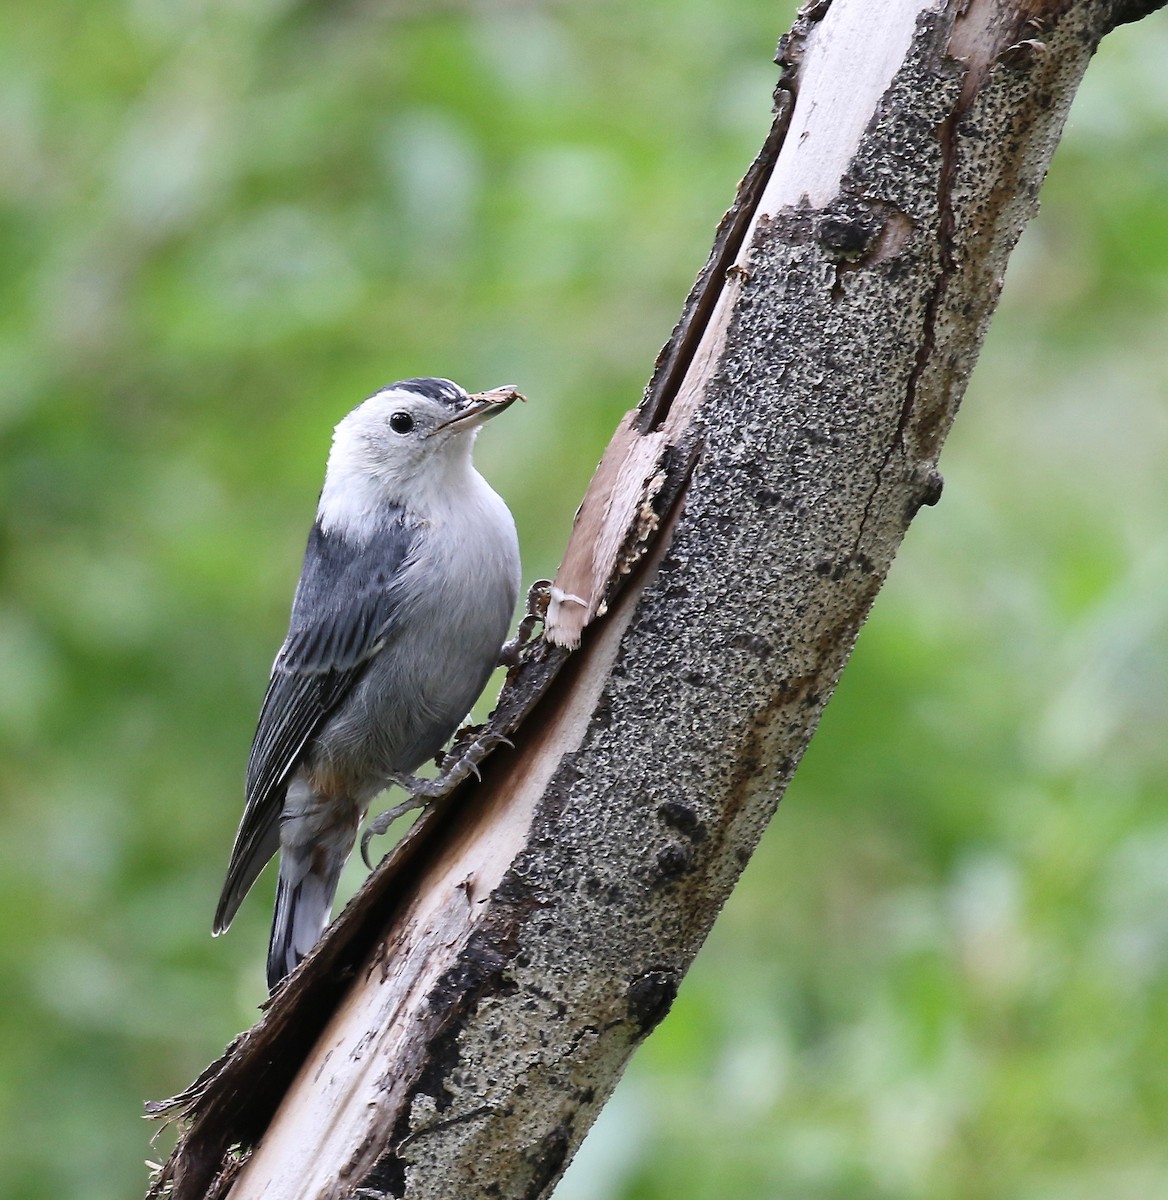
top-left (212, 377), bottom-right (522, 991)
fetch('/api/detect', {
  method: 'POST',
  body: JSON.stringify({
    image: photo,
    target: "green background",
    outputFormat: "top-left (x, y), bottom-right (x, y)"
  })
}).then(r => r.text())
top-left (2, 2), bottom-right (1166, 1197)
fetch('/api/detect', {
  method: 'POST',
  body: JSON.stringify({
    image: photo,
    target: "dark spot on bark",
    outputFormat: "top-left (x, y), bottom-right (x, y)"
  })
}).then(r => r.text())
top-left (626, 968), bottom-right (680, 1035)
top-left (775, 675), bottom-right (815, 705)
top-left (907, 466), bottom-right (944, 518)
top-left (523, 1124), bottom-right (571, 1195)
top-left (730, 632), bottom-right (773, 659)
top-left (430, 939), bottom-right (508, 1018)
top-left (654, 841), bottom-right (695, 882)
top-left (657, 800), bottom-right (708, 842)
top-left (360, 1152), bottom-right (407, 1198)
top-left (405, 924), bottom-right (521, 1119)
top-left (815, 560), bottom-right (832, 576)
top-left (799, 424), bottom-right (835, 448)
top-left (754, 486), bottom-right (790, 508)
top-left (682, 670), bottom-right (706, 686)
top-left (818, 212), bottom-right (880, 262)
top-left (583, 874), bottom-right (624, 904)
top-left (737, 753), bottom-right (761, 779)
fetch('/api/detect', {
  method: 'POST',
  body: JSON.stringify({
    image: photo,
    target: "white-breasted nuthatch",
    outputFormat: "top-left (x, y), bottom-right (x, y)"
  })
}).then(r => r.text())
top-left (213, 377), bottom-right (522, 990)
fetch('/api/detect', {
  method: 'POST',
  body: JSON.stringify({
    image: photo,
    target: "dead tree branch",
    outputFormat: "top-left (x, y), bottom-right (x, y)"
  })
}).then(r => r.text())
top-left (148, 0), bottom-right (1166, 1196)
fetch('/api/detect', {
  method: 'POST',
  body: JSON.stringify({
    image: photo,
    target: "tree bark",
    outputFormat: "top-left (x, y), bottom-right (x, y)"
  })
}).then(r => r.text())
top-left (148, 0), bottom-right (1164, 1196)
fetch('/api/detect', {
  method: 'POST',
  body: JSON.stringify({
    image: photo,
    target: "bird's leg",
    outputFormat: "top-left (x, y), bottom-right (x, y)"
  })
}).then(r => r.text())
top-left (437, 727), bottom-right (514, 774)
top-left (360, 728), bottom-right (517, 868)
top-left (498, 578), bottom-right (552, 667)
top-left (360, 791), bottom-right (429, 868)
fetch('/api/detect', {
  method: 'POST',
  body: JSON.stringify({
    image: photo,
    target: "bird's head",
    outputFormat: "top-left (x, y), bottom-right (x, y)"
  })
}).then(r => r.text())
top-left (319, 377), bottom-right (523, 533)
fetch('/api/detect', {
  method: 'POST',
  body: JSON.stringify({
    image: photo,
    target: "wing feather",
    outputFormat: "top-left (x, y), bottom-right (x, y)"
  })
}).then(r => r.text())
top-left (213, 511), bottom-right (417, 932)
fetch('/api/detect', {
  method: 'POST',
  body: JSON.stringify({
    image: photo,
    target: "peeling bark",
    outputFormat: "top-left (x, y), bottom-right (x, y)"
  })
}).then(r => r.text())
top-left (147, 1), bottom-right (1166, 1197)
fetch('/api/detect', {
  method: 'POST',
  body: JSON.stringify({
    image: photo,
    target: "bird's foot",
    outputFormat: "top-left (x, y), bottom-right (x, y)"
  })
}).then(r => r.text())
top-left (437, 727), bottom-right (514, 775)
top-left (498, 579), bottom-right (552, 667)
top-left (360, 730), bottom-right (516, 868)
top-left (360, 791), bottom-right (429, 868)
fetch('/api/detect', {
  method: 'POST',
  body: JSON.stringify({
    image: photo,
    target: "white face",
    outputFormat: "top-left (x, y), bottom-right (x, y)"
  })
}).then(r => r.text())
top-left (319, 379), bottom-right (513, 530)
top-left (333, 380), bottom-right (485, 482)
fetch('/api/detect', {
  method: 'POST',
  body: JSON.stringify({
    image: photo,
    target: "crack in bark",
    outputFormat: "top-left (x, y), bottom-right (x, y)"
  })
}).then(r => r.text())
top-left (393, 1104), bottom-right (497, 1154)
top-left (851, 16), bottom-right (968, 561)
top-left (638, 98), bottom-right (793, 433)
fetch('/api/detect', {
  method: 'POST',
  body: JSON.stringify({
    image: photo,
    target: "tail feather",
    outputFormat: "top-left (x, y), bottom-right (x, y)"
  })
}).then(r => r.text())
top-left (213, 809), bottom-right (280, 936)
top-left (266, 850), bottom-right (344, 991)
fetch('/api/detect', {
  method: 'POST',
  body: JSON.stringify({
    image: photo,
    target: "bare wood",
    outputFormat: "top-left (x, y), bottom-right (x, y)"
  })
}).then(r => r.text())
top-left (148, 0), bottom-right (1165, 1196)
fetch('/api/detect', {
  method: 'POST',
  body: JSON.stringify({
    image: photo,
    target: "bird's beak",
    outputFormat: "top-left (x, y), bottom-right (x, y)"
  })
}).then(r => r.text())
top-left (438, 385), bottom-right (525, 432)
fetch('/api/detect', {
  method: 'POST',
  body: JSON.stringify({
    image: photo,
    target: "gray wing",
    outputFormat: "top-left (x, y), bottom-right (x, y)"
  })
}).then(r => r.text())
top-left (213, 512), bottom-right (417, 933)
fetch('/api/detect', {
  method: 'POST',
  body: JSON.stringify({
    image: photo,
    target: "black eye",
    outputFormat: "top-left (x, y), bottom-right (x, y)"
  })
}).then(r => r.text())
top-left (389, 411), bottom-right (415, 434)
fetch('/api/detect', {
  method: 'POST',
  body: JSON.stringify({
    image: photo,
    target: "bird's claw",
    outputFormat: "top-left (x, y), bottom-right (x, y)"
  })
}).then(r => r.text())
top-left (499, 579), bottom-right (552, 666)
top-left (436, 728), bottom-right (513, 774)
top-left (360, 790), bottom-right (428, 868)
top-left (361, 730), bottom-right (516, 867)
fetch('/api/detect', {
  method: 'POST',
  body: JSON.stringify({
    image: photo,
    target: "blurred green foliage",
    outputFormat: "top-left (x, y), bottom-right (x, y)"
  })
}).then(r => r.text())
top-left (1, 2), bottom-right (1166, 1197)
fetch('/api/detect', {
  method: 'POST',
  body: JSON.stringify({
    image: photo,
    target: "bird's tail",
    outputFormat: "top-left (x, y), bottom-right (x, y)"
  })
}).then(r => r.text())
top-left (267, 846), bottom-right (345, 992)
